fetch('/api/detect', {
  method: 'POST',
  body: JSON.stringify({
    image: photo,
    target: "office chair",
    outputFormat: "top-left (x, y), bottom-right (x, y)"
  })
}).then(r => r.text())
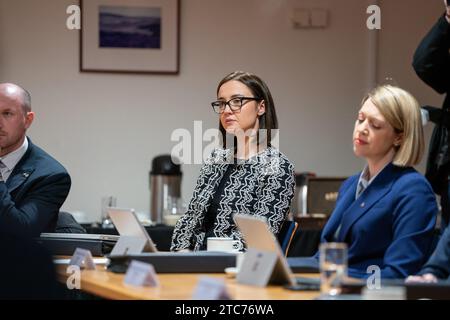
top-left (278, 220), bottom-right (299, 256)
top-left (305, 177), bottom-right (347, 216)
top-left (55, 211), bottom-right (86, 233)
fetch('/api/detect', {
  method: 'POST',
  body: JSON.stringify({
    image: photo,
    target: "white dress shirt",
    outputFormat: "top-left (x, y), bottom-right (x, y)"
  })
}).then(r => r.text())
top-left (0, 138), bottom-right (29, 182)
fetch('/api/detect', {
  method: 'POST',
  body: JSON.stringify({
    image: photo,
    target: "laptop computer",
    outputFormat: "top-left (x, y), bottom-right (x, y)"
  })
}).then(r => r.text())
top-left (107, 207), bottom-right (158, 254)
top-left (106, 208), bottom-right (238, 273)
top-left (40, 233), bottom-right (119, 241)
top-left (107, 251), bottom-right (237, 274)
top-left (233, 214), bottom-right (297, 286)
top-left (38, 233), bottom-right (119, 256)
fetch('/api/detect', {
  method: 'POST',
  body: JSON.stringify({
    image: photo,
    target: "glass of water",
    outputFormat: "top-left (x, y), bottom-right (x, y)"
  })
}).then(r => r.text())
top-left (163, 196), bottom-right (185, 226)
top-left (101, 196), bottom-right (117, 228)
top-left (319, 242), bottom-right (348, 296)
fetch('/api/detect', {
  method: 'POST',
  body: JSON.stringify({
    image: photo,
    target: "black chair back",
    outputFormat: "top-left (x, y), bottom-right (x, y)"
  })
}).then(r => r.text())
top-left (278, 220), bottom-right (299, 256)
top-left (55, 211), bottom-right (86, 233)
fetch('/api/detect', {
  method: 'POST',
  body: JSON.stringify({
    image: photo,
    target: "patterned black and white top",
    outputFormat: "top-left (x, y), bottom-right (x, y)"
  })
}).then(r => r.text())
top-left (170, 147), bottom-right (296, 251)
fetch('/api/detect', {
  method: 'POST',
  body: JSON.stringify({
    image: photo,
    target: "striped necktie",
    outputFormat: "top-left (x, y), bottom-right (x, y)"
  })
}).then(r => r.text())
top-left (356, 179), bottom-right (366, 199)
top-left (0, 160), bottom-right (7, 182)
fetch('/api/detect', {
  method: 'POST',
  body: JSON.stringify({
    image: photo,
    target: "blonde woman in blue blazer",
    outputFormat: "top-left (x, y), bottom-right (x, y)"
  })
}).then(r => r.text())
top-left (320, 85), bottom-right (438, 279)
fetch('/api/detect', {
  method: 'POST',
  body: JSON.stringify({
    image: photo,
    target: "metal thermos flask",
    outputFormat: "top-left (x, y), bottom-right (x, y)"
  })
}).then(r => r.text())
top-left (149, 155), bottom-right (182, 224)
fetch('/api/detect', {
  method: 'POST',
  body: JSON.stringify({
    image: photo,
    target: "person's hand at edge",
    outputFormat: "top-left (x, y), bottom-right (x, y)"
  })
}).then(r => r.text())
top-left (405, 273), bottom-right (438, 283)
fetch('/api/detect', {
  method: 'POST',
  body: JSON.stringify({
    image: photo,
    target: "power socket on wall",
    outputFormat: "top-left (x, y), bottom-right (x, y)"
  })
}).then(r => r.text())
top-left (291, 8), bottom-right (328, 29)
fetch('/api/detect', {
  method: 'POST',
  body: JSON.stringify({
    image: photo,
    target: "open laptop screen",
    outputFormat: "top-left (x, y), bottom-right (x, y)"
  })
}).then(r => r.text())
top-left (108, 207), bottom-right (158, 252)
top-left (233, 214), bottom-right (296, 286)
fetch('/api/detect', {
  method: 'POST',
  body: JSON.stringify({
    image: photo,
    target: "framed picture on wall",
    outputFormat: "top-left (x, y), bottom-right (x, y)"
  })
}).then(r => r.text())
top-left (80, 0), bottom-right (180, 74)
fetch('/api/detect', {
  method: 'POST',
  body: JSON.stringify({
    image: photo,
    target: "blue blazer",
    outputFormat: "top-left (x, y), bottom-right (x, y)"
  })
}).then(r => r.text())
top-left (320, 163), bottom-right (437, 279)
top-left (0, 138), bottom-right (71, 237)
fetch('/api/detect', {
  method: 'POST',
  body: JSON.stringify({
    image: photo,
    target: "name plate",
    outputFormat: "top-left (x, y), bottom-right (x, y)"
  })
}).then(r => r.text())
top-left (192, 276), bottom-right (231, 300)
top-left (124, 260), bottom-right (159, 287)
top-left (236, 248), bottom-right (278, 287)
top-left (69, 248), bottom-right (96, 270)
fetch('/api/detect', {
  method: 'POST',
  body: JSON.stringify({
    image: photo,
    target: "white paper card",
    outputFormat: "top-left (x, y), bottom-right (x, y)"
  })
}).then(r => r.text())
top-left (192, 276), bottom-right (231, 300)
top-left (54, 258), bottom-right (109, 265)
top-left (124, 260), bottom-right (159, 287)
top-left (69, 248), bottom-right (96, 270)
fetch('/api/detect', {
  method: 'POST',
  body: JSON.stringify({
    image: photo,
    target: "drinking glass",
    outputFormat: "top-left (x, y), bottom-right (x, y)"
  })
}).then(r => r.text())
top-left (163, 196), bottom-right (185, 226)
top-left (319, 242), bottom-right (348, 296)
top-left (101, 196), bottom-right (117, 228)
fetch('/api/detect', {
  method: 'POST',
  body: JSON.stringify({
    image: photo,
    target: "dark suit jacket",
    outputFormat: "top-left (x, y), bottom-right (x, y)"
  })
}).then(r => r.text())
top-left (320, 163), bottom-right (438, 279)
top-left (413, 14), bottom-right (450, 227)
top-left (413, 15), bottom-right (450, 96)
top-left (420, 224), bottom-right (450, 279)
top-left (0, 138), bottom-right (71, 237)
top-left (0, 234), bottom-right (60, 299)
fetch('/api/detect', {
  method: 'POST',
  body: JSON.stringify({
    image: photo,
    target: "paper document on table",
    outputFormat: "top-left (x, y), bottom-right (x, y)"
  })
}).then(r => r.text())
top-left (53, 258), bottom-right (109, 265)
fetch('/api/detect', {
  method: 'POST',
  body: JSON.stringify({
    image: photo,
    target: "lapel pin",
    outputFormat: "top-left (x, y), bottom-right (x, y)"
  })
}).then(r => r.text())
top-left (23, 172), bottom-right (30, 178)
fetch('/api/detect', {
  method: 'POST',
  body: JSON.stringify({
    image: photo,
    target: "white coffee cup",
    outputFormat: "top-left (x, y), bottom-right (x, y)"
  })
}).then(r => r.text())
top-left (207, 237), bottom-right (240, 253)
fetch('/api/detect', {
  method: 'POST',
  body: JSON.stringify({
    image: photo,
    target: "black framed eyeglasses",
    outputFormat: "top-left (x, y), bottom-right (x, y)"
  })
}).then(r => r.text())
top-left (211, 96), bottom-right (262, 114)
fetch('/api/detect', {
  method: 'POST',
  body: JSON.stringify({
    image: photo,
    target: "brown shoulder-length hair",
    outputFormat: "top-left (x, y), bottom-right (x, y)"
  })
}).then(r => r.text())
top-left (216, 71), bottom-right (278, 148)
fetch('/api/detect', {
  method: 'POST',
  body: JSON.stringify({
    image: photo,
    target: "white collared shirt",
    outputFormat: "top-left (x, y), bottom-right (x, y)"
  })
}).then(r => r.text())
top-left (355, 163), bottom-right (389, 199)
top-left (0, 138), bottom-right (29, 182)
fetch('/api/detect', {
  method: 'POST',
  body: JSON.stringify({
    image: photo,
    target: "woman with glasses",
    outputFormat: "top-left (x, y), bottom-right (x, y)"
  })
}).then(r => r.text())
top-left (171, 71), bottom-right (295, 251)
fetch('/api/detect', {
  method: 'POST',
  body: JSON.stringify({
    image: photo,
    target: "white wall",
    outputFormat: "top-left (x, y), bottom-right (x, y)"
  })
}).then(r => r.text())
top-left (378, 0), bottom-right (444, 165)
top-left (0, 0), bottom-right (445, 222)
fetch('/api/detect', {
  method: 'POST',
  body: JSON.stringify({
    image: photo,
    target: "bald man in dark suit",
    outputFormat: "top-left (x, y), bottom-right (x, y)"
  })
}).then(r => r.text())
top-left (0, 83), bottom-right (71, 237)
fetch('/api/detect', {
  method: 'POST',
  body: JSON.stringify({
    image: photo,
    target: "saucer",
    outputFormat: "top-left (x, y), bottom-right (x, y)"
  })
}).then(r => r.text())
top-left (224, 267), bottom-right (238, 277)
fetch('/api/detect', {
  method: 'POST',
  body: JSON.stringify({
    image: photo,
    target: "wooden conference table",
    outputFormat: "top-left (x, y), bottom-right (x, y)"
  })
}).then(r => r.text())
top-left (55, 263), bottom-right (320, 300)
top-left (83, 214), bottom-right (327, 257)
